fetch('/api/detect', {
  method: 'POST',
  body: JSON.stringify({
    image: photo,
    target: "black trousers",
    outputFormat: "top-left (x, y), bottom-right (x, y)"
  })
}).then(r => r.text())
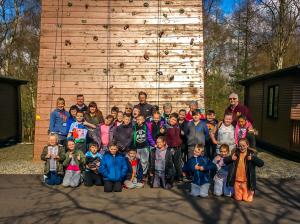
top-left (84, 171), bottom-right (103, 186)
top-left (104, 180), bottom-right (122, 192)
top-left (205, 141), bottom-right (217, 160)
top-left (171, 147), bottom-right (182, 180)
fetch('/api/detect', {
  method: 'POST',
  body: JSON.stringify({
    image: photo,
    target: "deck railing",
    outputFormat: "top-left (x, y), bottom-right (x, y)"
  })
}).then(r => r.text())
top-left (291, 119), bottom-right (300, 151)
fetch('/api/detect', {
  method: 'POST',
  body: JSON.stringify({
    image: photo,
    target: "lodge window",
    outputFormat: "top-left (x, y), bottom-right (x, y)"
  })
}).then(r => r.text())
top-left (267, 85), bottom-right (279, 118)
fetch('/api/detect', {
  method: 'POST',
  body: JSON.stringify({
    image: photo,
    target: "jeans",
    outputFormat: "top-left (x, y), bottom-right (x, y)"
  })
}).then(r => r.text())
top-left (213, 176), bottom-right (233, 197)
top-left (46, 171), bottom-right (62, 185)
top-left (190, 183), bottom-right (210, 197)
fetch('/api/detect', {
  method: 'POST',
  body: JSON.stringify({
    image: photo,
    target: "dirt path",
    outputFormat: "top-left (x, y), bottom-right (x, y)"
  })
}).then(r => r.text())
top-left (0, 175), bottom-right (299, 224)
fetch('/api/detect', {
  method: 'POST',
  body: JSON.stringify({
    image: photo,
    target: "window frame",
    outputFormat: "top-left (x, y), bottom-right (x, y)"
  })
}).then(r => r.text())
top-left (267, 85), bottom-right (279, 119)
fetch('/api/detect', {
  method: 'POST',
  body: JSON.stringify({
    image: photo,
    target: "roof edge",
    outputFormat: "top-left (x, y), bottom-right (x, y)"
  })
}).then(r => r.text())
top-left (239, 64), bottom-right (300, 86)
top-left (0, 76), bottom-right (28, 85)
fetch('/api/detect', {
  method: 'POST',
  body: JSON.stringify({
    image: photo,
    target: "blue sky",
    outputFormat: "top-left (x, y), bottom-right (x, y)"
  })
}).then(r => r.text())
top-left (221, 0), bottom-right (236, 14)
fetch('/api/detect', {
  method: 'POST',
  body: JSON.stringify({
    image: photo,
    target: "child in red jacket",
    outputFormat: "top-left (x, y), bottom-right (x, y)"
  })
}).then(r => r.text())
top-left (162, 113), bottom-right (182, 182)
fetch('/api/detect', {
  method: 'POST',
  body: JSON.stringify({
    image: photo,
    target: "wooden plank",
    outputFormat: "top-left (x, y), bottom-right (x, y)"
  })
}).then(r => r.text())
top-left (42, 11), bottom-right (203, 19)
top-left (42, 6), bottom-right (202, 14)
top-left (42, 0), bottom-right (202, 7)
top-left (40, 42), bottom-right (203, 51)
top-left (38, 67), bottom-right (202, 75)
top-left (41, 29), bottom-right (203, 38)
top-left (40, 35), bottom-right (202, 44)
top-left (40, 49), bottom-right (202, 57)
top-left (41, 24), bottom-right (203, 33)
top-left (41, 17), bottom-right (202, 25)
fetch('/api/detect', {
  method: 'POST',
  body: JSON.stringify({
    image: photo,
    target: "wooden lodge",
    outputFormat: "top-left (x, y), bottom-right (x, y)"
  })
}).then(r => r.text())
top-left (0, 76), bottom-right (28, 146)
top-left (239, 64), bottom-right (300, 159)
top-left (34, 0), bottom-right (205, 160)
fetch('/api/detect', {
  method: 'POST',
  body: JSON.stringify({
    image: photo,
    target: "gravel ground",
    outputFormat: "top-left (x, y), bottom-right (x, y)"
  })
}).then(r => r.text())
top-left (0, 144), bottom-right (43, 174)
top-left (0, 144), bottom-right (299, 178)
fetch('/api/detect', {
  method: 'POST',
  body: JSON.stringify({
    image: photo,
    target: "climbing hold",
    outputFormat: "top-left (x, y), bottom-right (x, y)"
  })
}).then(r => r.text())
top-left (81, 19), bottom-right (87, 24)
top-left (143, 20), bottom-right (147, 24)
top-left (116, 42), bottom-right (122, 47)
top-left (93, 36), bottom-right (98, 41)
top-left (85, 4), bottom-right (89, 9)
top-left (103, 24), bottom-right (108, 29)
top-left (165, 1), bottom-right (171, 5)
top-left (67, 62), bottom-right (72, 68)
top-left (157, 71), bottom-right (163, 76)
top-left (56, 23), bottom-right (62, 28)
top-left (109, 85), bottom-right (114, 89)
top-left (132, 11), bottom-right (137, 16)
top-left (129, 0), bottom-right (133, 2)
top-left (143, 2), bottom-right (149, 7)
top-left (53, 55), bottom-right (57, 59)
top-left (190, 38), bottom-right (194, 45)
top-left (101, 50), bottom-right (105, 53)
top-left (163, 13), bottom-right (167, 18)
top-left (169, 75), bottom-right (174, 81)
top-left (119, 62), bottom-right (125, 68)
top-left (179, 8), bottom-right (185, 14)
top-left (65, 40), bottom-right (71, 46)
top-left (103, 68), bottom-right (108, 74)
top-left (134, 40), bottom-right (138, 44)
top-left (67, 1), bottom-right (72, 7)
top-left (164, 50), bottom-right (169, 55)
top-left (124, 24), bottom-right (129, 30)
top-left (158, 31), bottom-right (164, 38)
top-left (144, 52), bottom-right (150, 60)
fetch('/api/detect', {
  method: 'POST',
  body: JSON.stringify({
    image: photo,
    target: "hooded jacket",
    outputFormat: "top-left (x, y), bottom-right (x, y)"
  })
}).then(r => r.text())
top-left (224, 149), bottom-right (264, 190)
top-left (49, 109), bottom-right (70, 136)
top-left (112, 124), bottom-right (133, 152)
top-left (99, 152), bottom-right (128, 182)
top-left (183, 155), bottom-right (215, 186)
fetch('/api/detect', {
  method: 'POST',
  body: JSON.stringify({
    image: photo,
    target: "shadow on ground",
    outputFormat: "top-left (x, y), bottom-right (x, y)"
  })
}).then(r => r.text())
top-left (0, 175), bottom-right (299, 224)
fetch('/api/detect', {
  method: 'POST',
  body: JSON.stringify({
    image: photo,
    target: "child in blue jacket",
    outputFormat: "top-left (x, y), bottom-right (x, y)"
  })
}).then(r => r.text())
top-left (49, 97), bottom-right (70, 145)
top-left (99, 144), bottom-right (128, 192)
top-left (183, 143), bottom-right (215, 197)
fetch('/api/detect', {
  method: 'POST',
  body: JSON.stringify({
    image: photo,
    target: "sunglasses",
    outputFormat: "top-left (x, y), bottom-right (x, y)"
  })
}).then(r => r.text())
top-left (229, 98), bottom-right (237, 100)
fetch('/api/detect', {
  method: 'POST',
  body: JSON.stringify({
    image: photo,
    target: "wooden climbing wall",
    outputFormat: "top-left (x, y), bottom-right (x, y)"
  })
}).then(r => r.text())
top-left (34, 0), bottom-right (204, 160)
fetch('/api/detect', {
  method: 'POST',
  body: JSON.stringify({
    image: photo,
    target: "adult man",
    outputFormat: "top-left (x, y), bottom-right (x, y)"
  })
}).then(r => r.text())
top-left (224, 93), bottom-right (253, 126)
top-left (72, 94), bottom-right (88, 113)
top-left (135, 91), bottom-right (153, 119)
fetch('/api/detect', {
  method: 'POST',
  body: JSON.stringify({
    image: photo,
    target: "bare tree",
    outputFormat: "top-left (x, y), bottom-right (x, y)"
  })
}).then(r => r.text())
top-left (257, 0), bottom-right (300, 69)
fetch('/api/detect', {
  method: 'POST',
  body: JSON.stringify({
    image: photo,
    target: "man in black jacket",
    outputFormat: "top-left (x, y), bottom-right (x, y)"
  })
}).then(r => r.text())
top-left (135, 91), bottom-right (153, 119)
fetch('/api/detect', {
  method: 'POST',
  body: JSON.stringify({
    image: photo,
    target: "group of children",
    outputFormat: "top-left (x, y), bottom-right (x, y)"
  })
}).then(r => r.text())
top-left (43, 94), bottom-right (264, 202)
